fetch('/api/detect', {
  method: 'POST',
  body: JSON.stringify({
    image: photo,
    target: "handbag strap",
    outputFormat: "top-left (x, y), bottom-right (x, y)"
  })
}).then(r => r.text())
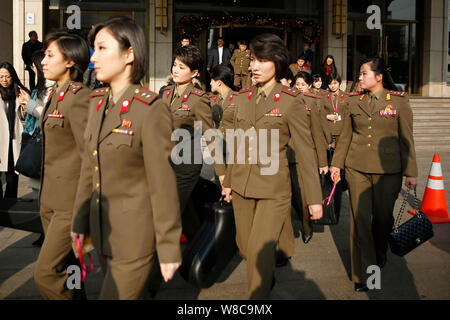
top-left (393, 187), bottom-right (419, 230)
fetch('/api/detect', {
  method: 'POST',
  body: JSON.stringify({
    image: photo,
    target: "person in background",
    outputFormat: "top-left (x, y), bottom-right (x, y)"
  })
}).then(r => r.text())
top-left (289, 54), bottom-right (311, 76)
top-left (230, 40), bottom-right (251, 90)
top-left (33, 31), bottom-right (90, 300)
top-left (330, 57), bottom-right (417, 292)
top-left (320, 55), bottom-right (337, 89)
top-left (21, 31), bottom-right (43, 91)
top-left (17, 50), bottom-right (56, 247)
top-left (312, 74), bottom-right (327, 95)
top-left (0, 62), bottom-right (28, 199)
top-left (301, 42), bottom-right (314, 68)
top-left (228, 42), bottom-right (236, 53)
top-left (207, 37), bottom-right (232, 72)
top-left (161, 45), bottom-right (220, 242)
top-left (181, 34), bottom-right (191, 47)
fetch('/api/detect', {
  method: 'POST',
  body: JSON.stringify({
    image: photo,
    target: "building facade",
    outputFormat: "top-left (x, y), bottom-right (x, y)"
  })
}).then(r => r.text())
top-left (2, 0), bottom-right (450, 96)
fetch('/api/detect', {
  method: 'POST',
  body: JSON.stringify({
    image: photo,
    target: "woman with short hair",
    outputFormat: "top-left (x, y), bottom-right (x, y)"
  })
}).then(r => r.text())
top-left (221, 33), bottom-right (323, 299)
top-left (71, 16), bottom-right (181, 300)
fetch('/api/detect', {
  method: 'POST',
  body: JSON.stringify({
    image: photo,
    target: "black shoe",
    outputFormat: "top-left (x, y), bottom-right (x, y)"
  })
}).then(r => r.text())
top-left (275, 256), bottom-right (290, 268)
top-left (354, 283), bottom-right (369, 292)
top-left (302, 233), bottom-right (313, 244)
top-left (32, 234), bottom-right (44, 247)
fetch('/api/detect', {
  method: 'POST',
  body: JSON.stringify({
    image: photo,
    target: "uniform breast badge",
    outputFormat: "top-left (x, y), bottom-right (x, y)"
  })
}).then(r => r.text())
top-left (112, 128), bottom-right (134, 136)
top-left (122, 119), bottom-right (132, 128)
top-left (178, 104), bottom-right (191, 111)
top-left (48, 109), bottom-right (63, 118)
top-left (380, 105), bottom-right (397, 116)
top-left (265, 108), bottom-right (282, 117)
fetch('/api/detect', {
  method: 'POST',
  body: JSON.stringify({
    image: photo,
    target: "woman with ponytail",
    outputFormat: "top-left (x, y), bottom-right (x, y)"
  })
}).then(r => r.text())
top-left (330, 57), bottom-right (418, 292)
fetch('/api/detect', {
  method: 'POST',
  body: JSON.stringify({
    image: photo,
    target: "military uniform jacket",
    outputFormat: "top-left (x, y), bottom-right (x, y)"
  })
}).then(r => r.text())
top-left (321, 90), bottom-right (350, 137)
top-left (222, 83), bottom-right (322, 205)
top-left (162, 83), bottom-right (223, 170)
top-left (39, 80), bottom-right (89, 212)
top-left (331, 89), bottom-right (418, 176)
top-left (302, 91), bottom-right (329, 168)
top-left (71, 84), bottom-right (182, 263)
top-left (230, 49), bottom-right (251, 75)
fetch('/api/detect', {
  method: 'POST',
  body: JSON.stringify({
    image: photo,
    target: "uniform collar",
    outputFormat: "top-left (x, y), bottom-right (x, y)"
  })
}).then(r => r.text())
top-left (368, 88), bottom-right (387, 101)
top-left (110, 84), bottom-right (132, 105)
top-left (257, 81), bottom-right (277, 100)
top-left (175, 82), bottom-right (193, 98)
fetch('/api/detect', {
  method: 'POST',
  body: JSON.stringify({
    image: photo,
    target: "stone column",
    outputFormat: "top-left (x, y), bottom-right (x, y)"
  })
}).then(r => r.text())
top-left (148, 0), bottom-right (173, 92)
top-left (13, 0), bottom-right (44, 87)
top-left (322, 0), bottom-right (348, 90)
top-left (0, 0), bottom-right (13, 64)
top-left (422, 0), bottom-right (449, 97)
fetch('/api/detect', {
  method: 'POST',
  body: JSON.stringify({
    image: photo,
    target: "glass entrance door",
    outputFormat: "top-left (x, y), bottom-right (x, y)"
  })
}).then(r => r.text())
top-left (349, 21), bottom-right (419, 94)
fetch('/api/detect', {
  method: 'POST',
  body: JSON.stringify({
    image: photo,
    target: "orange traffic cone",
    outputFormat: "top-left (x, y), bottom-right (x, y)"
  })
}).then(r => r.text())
top-left (409, 154), bottom-right (450, 223)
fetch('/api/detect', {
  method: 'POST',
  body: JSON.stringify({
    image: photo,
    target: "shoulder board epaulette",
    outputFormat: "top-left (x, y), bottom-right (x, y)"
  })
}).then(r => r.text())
top-left (239, 86), bottom-right (253, 94)
top-left (303, 92), bottom-right (320, 99)
top-left (162, 87), bottom-right (172, 91)
top-left (209, 95), bottom-right (217, 102)
top-left (89, 87), bottom-right (109, 97)
top-left (346, 92), bottom-right (362, 97)
top-left (191, 88), bottom-right (205, 97)
top-left (281, 87), bottom-right (300, 97)
top-left (68, 82), bottom-right (83, 94)
top-left (133, 87), bottom-right (158, 105)
top-left (389, 91), bottom-right (407, 97)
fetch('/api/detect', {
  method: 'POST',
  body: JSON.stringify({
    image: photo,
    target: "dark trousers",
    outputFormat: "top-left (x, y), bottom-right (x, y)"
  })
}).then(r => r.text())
top-left (171, 162), bottom-right (203, 241)
top-left (345, 167), bottom-right (402, 283)
top-left (1, 142), bottom-right (18, 199)
top-left (26, 67), bottom-right (36, 92)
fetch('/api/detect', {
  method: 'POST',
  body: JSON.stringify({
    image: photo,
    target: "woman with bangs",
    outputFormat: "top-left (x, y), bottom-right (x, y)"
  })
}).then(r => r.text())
top-left (221, 33), bottom-right (323, 299)
top-left (71, 16), bottom-right (181, 300)
top-left (33, 31), bottom-right (90, 300)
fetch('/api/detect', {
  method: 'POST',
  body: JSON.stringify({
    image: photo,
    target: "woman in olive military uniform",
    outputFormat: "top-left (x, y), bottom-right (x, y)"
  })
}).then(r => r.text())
top-left (221, 34), bottom-right (323, 299)
top-left (71, 17), bottom-right (181, 299)
top-left (160, 45), bottom-right (219, 241)
top-left (322, 72), bottom-right (349, 149)
top-left (34, 32), bottom-right (90, 300)
top-left (209, 65), bottom-right (236, 179)
top-left (330, 57), bottom-right (418, 292)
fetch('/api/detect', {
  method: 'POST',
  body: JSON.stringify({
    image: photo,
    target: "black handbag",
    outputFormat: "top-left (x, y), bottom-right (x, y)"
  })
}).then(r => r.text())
top-left (313, 172), bottom-right (342, 225)
top-left (179, 196), bottom-right (238, 289)
top-left (388, 187), bottom-right (434, 257)
top-left (15, 128), bottom-right (42, 179)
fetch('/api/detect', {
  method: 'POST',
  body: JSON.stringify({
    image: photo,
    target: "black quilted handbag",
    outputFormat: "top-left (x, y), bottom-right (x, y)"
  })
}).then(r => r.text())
top-left (388, 187), bottom-right (434, 257)
top-left (15, 128), bottom-right (42, 179)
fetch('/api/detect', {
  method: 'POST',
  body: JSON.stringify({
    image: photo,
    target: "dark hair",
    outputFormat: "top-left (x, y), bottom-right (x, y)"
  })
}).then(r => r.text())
top-left (322, 55), bottom-right (336, 66)
top-left (217, 37), bottom-right (224, 42)
top-left (297, 54), bottom-right (307, 61)
top-left (312, 74), bottom-right (322, 82)
top-left (0, 62), bottom-right (30, 101)
top-left (294, 71), bottom-right (313, 86)
top-left (250, 33), bottom-right (289, 82)
top-left (327, 72), bottom-right (342, 85)
top-left (31, 50), bottom-right (47, 100)
top-left (239, 40), bottom-right (248, 46)
top-left (181, 34), bottom-right (190, 41)
top-left (45, 31), bottom-right (90, 82)
top-left (359, 57), bottom-right (399, 91)
top-left (29, 31), bottom-right (37, 38)
top-left (89, 16), bottom-right (148, 84)
top-left (283, 68), bottom-right (295, 87)
top-left (174, 45), bottom-right (204, 73)
top-left (210, 65), bottom-right (234, 89)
